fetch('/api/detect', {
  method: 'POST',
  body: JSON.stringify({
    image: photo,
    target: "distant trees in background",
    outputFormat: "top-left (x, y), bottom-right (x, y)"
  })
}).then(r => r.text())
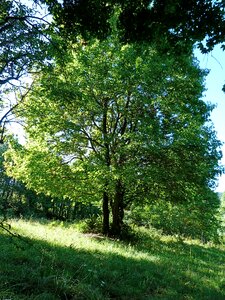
top-left (0, 144), bottom-right (39, 219)
top-left (220, 192), bottom-right (225, 231)
top-left (0, 144), bottom-right (100, 221)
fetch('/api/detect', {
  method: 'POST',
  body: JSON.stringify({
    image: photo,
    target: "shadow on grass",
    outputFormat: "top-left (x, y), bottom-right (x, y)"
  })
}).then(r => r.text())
top-left (0, 225), bottom-right (224, 300)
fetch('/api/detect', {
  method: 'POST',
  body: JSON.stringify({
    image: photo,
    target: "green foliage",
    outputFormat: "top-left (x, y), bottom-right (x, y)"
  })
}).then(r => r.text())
top-left (1, 142), bottom-right (102, 222)
top-left (129, 190), bottom-right (222, 242)
top-left (0, 143), bottom-right (61, 220)
top-left (220, 192), bottom-right (225, 231)
top-left (0, 219), bottom-right (224, 299)
top-left (5, 34), bottom-right (222, 236)
top-left (0, 143), bottom-right (28, 218)
top-left (0, 0), bottom-right (66, 145)
top-left (0, 0), bottom-right (50, 86)
top-left (43, 1), bottom-right (225, 53)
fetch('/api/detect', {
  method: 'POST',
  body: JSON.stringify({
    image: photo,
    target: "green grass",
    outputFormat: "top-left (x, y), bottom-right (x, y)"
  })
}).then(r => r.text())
top-left (0, 219), bottom-right (224, 299)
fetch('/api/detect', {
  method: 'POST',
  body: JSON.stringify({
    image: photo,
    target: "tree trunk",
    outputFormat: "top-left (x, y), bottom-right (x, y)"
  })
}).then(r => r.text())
top-left (111, 179), bottom-right (124, 236)
top-left (102, 98), bottom-right (110, 235)
top-left (1, 188), bottom-right (12, 221)
top-left (102, 190), bottom-right (110, 235)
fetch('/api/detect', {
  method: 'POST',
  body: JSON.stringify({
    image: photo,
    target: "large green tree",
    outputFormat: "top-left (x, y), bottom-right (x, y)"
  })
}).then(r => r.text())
top-left (5, 36), bottom-right (222, 235)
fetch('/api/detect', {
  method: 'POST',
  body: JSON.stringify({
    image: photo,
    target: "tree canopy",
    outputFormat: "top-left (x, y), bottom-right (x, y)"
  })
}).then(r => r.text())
top-left (1, 0), bottom-right (225, 89)
top-left (42, 0), bottom-right (225, 52)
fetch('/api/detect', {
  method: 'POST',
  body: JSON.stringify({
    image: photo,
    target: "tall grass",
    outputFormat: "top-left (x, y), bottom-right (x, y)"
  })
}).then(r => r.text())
top-left (0, 219), bottom-right (224, 299)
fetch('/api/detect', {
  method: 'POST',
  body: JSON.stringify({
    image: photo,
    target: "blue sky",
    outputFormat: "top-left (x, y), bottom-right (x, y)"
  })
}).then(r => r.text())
top-left (195, 45), bottom-right (225, 193)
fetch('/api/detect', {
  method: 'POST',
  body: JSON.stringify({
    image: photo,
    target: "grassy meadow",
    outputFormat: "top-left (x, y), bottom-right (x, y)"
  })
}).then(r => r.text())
top-left (0, 219), bottom-right (224, 299)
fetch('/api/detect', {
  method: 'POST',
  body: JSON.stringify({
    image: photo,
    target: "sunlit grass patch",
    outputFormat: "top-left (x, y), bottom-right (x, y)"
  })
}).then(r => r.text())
top-left (0, 219), bottom-right (224, 299)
